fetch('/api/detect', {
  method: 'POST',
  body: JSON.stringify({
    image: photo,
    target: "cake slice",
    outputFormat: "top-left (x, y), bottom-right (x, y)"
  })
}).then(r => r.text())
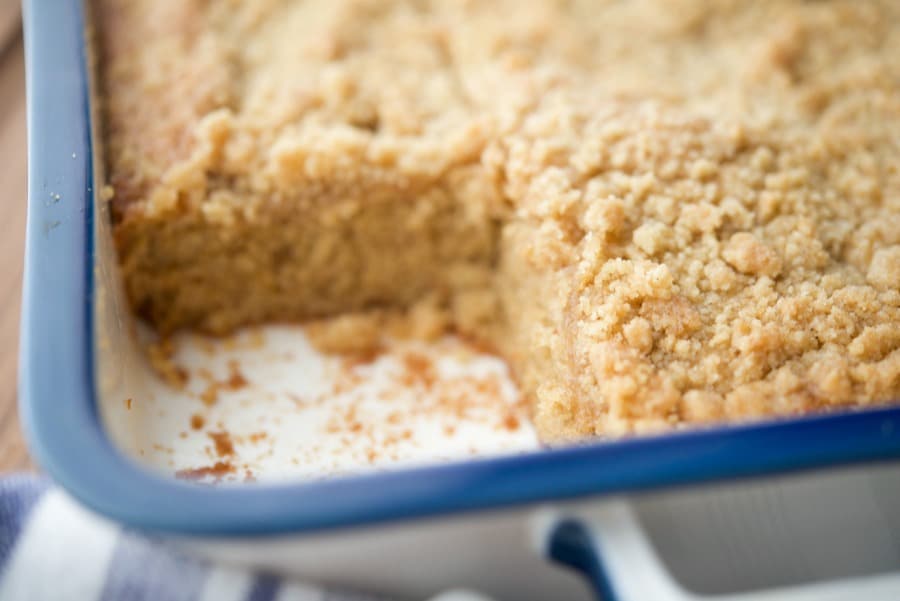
top-left (97, 0), bottom-right (507, 335)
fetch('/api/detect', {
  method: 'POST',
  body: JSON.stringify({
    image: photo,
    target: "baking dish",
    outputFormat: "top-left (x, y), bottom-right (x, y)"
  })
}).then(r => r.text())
top-left (19, 2), bottom-right (900, 600)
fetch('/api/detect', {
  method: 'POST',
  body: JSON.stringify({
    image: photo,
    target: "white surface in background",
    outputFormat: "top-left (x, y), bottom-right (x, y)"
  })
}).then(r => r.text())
top-left (127, 325), bottom-right (539, 483)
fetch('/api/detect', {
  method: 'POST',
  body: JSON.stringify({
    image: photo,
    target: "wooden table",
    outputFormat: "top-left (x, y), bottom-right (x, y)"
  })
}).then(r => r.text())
top-left (0, 32), bottom-right (34, 472)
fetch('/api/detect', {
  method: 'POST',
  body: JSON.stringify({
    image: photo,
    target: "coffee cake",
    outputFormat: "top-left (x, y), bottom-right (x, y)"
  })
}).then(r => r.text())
top-left (96, 0), bottom-right (900, 440)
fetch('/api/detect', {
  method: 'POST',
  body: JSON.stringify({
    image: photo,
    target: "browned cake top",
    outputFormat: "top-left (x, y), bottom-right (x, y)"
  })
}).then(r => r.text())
top-left (100, 1), bottom-right (897, 215)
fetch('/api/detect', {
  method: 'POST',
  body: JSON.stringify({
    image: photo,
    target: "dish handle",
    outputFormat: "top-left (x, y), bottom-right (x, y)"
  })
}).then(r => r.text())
top-left (535, 500), bottom-right (900, 601)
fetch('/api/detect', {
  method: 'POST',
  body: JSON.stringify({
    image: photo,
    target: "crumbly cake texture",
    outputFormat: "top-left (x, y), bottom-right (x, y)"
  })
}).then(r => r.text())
top-left (98, 0), bottom-right (900, 441)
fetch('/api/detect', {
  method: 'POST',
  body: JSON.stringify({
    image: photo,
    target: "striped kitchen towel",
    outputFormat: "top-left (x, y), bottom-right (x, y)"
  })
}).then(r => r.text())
top-left (0, 474), bottom-right (489, 601)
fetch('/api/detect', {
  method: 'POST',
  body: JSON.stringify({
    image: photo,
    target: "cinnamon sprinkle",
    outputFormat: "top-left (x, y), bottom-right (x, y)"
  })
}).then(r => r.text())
top-left (399, 351), bottom-right (436, 389)
top-left (209, 431), bottom-right (235, 457)
top-left (175, 461), bottom-right (234, 482)
top-left (196, 360), bottom-right (249, 407)
top-left (502, 413), bottom-right (521, 431)
top-left (226, 360), bottom-right (248, 389)
top-left (200, 383), bottom-right (219, 406)
top-left (330, 363), bottom-right (364, 396)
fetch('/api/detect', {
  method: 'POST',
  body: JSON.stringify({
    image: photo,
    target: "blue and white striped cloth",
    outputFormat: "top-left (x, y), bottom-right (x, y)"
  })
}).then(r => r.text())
top-left (0, 474), bottom-right (488, 601)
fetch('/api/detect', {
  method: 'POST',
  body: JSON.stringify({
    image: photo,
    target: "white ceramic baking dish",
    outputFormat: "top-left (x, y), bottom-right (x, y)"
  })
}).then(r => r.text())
top-left (20, 2), bottom-right (900, 600)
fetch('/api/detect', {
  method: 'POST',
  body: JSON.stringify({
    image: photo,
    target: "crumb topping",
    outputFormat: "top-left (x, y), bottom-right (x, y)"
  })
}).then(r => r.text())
top-left (497, 95), bottom-right (900, 435)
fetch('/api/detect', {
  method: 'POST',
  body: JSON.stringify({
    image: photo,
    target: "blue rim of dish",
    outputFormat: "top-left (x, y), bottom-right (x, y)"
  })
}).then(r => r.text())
top-left (19, 0), bottom-right (900, 537)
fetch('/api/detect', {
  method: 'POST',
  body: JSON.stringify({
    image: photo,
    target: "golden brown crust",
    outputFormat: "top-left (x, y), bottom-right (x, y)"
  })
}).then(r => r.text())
top-left (97, 0), bottom-right (900, 440)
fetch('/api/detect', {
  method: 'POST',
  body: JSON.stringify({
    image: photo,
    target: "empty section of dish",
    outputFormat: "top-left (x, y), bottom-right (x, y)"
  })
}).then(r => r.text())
top-left (97, 304), bottom-right (539, 484)
top-left (136, 326), bottom-right (536, 483)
